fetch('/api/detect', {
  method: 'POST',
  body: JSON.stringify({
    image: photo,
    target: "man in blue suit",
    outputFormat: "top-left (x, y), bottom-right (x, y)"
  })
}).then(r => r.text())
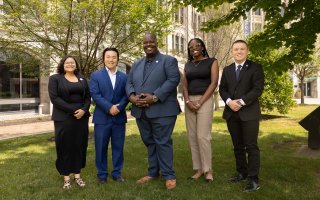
top-left (126, 33), bottom-right (181, 189)
top-left (90, 47), bottom-right (129, 184)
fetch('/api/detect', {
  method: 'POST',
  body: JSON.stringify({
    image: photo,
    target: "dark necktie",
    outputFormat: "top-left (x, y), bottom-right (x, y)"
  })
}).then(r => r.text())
top-left (236, 65), bottom-right (241, 81)
top-left (143, 60), bottom-right (152, 79)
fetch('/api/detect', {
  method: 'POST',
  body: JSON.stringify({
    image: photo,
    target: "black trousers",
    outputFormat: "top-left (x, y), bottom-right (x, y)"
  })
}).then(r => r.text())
top-left (227, 112), bottom-right (260, 182)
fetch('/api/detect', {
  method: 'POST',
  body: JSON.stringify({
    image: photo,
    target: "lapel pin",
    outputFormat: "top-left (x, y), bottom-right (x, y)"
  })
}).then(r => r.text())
top-left (80, 78), bottom-right (83, 81)
top-left (156, 60), bottom-right (158, 63)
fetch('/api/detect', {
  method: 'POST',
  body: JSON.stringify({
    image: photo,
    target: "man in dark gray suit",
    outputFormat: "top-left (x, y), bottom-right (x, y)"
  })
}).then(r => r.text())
top-left (219, 40), bottom-right (264, 192)
top-left (126, 33), bottom-right (180, 189)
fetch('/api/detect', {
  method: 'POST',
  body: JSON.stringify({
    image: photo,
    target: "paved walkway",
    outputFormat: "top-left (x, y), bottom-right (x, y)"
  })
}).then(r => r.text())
top-left (0, 98), bottom-right (318, 141)
top-left (0, 120), bottom-right (55, 140)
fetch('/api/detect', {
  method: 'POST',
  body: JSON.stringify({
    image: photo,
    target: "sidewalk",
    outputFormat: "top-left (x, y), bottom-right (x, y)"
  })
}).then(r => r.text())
top-left (0, 98), bottom-right (318, 141)
top-left (0, 120), bottom-right (54, 140)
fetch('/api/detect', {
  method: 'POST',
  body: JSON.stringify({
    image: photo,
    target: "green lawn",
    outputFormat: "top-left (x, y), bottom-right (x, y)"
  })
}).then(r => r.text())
top-left (1, 105), bottom-right (320, 200)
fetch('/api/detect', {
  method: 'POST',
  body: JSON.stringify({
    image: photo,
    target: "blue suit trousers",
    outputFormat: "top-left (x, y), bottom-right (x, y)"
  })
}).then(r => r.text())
top-left (94, 123), bottom-right (125, 180)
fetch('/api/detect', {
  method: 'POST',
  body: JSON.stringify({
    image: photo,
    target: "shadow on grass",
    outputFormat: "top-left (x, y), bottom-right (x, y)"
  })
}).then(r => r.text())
top-left (1, 117), bottom-right (320, 199)
top-left (261, 114), bottom-right (288, 120)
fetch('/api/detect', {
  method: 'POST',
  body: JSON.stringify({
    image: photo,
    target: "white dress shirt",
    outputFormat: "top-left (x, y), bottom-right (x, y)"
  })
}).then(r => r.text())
top-left (226, 60), bottom-right (246, 106)
top-left (106, 67), bottom-right (117, 89)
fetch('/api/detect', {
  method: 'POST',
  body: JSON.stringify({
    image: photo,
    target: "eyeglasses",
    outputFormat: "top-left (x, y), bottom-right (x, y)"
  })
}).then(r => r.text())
top-left (188, 43), bottom-right (202, 50)
top-left (64, 62), bottom-right (76, 65)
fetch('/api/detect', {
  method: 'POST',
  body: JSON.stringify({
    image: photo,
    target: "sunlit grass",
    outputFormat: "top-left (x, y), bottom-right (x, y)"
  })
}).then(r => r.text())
top-left (0, 105), bottom-right (319, 199)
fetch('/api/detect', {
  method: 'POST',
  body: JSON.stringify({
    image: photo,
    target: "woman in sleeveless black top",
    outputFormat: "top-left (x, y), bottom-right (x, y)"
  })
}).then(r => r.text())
top-left (182, 38), bottom-right (219, 182)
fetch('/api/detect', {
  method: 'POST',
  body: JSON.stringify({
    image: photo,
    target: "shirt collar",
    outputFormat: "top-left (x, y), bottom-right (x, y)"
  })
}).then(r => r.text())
top-left (105, 67), bottom-right (117, 75)
top-left (235, 60), bottom-right (246, 67)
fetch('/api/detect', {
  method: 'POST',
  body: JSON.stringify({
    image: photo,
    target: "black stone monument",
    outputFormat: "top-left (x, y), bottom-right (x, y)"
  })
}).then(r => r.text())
top-left (299, 106), bottom-right (320, 149)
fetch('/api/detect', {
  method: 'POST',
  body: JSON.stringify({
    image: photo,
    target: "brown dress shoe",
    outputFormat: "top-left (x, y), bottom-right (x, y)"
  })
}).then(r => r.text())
top-left (165, 179), bottom-right (176, 189)
top-left (136, 176), bottom-right (155, 184)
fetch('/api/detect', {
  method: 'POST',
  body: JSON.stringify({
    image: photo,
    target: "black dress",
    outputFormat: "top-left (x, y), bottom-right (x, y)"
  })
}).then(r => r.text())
top-left (54, 79), bottom-right (89, 176)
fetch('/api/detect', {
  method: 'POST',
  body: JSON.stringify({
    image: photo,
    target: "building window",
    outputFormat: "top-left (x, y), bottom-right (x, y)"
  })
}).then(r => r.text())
top-left (174, 10), bottom-right (179, 22)
top-left (180, 8), bottom-right (184, 24)
top-left (198, 15), bottom-right (201, 30)
top-left (180, 37), bottom-right (185, 53)
top-left (253, 23), bottom-right (262, 32)
top-left (0, 60), bottom-right (40, 112)
top-left (192, 12), bottom-right (197, 30)
top-left (172, 34), bottom-right (175, 51)
top-left (175, 35), bottom-right (179, 52)
top-left (254, 9), bottom-right (261, 16)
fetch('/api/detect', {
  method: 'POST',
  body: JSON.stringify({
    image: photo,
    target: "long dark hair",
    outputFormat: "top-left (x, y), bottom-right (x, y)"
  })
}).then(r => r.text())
top-left (57, 54), bottom-right (81, 75)
top-left (187, 38), bottom-right (210, 61)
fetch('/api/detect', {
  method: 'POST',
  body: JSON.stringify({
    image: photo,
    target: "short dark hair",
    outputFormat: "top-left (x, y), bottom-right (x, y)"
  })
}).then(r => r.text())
top-left (102, 47), bottom-right (119, 61)
top-left (232, 40), bottom-right (248, 48)
top-left (57, 54), bottom-right (81, 75)
top-left (187, 38), bottom-right (210, 61)
top-left (144, 32), bottom-right (157, 42)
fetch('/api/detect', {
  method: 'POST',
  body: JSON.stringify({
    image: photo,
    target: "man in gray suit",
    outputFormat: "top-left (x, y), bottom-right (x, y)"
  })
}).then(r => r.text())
top-left (126, 33), bottom-right (181, 189)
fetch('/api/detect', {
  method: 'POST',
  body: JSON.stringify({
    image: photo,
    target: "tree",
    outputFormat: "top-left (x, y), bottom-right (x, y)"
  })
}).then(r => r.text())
top-left (179, 0), bottom-right (320, 72)
top-left (292, 53), bottom-right (320, 104)
top-left (0, 0), bottom-right (176, 76)
top-left (248, 40), bottom-right (295, 114)
top-left (204, 3), bottom-right (242, 110)
top-left (260, 71), bottom-right (295, 114)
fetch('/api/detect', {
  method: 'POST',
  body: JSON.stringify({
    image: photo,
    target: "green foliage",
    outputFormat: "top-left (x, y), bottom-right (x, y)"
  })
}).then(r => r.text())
top-left (247, 36), bottom-right (295, 114)
top-left (260, 71), bottom-right (295, 114)
top-left (89, 104), bottom-right (95, 115)
top-left (125, 102), bottom-right (132, 111)
top-left (0, 0), bottom-right (176, 76)
top-left (179, 0), bottom-right (320, 72)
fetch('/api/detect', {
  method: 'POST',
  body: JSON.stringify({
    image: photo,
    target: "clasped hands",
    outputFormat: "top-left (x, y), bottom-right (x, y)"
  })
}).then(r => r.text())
top-left (74, 109), bottom-right (85, 119)
top-left (186, 100), bottom-right (202, 112)
top-left (228, 99), bottom-right (243, 112)
top-left (129, 93), bottom-right (154, 108)
top-left (109, 104), bottom-right (120, 116)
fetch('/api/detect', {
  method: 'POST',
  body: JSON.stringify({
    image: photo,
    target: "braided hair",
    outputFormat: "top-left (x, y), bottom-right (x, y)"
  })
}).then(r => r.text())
top-left (187, 38), bottom-right (210, 61)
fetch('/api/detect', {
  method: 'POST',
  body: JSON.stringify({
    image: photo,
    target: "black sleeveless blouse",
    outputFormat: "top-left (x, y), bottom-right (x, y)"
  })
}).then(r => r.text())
top-left (184, 57), bottom-right (215, 95)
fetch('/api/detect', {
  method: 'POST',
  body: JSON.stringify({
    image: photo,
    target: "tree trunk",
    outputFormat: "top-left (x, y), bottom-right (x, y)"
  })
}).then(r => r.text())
top-left (300, 80), bottom-right (305, 105)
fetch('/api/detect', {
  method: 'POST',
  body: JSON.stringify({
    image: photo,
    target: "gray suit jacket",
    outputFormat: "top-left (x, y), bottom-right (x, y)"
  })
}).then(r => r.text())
top-left (126, 52), bottom-right (181, 118)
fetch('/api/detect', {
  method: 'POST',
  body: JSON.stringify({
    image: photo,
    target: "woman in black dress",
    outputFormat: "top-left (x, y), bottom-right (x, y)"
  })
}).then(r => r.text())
top-left (48, 55), bottom-right (91, 189)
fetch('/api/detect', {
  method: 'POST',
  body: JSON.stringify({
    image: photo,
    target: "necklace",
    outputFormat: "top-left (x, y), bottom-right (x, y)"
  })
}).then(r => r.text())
top-left (192, 59), bottom-right (203, 67)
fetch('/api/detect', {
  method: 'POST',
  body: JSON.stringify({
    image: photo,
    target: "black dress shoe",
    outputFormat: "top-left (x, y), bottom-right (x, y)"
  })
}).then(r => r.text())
top-left (98, 179), bottom-right (107, 185)
top-left (244, 180), bottom-right (260, 192)
top-left (112, 176), bottom-right (125, 182)
top-left (229, 174), bottom-right (247, 182)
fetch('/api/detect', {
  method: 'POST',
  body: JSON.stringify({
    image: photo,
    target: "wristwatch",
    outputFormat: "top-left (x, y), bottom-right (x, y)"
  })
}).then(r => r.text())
top-left (152, 95), bottom-right (159, 103)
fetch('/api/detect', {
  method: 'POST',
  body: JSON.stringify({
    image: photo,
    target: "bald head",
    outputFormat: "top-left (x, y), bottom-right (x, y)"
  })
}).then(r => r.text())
top-left (143, 32), bottom-right (158, 58)
top-left (144, 32), bottom-right (157, 42)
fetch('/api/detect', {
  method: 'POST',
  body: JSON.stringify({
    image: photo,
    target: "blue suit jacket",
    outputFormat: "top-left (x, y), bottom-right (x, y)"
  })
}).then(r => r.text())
top-left (126, 52), bottom-right (181, 118)
top-left (90, 67), bottom-right (128, 124)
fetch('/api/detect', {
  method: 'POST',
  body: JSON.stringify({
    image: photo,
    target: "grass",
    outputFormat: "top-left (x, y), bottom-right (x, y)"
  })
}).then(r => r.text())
top-left (1, 105), bottom-right (320, 200)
